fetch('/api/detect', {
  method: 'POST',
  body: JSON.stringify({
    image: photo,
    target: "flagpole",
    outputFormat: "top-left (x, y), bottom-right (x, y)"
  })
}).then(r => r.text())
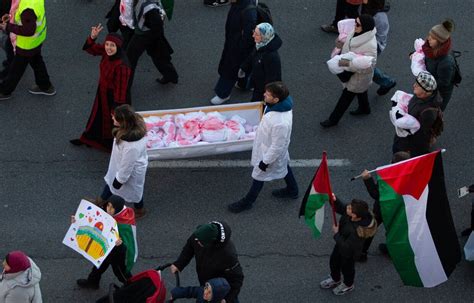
top-left (350, 149), bottom-right (446, 181)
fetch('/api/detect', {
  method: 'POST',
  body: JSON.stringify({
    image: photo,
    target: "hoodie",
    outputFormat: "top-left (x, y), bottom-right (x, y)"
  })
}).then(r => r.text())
top-left (0, 258), bottom-right (42, 303)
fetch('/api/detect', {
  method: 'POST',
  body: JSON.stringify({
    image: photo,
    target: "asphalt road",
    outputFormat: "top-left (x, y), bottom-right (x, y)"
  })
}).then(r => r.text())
top-left (0, 0), bottom-right (473, 302)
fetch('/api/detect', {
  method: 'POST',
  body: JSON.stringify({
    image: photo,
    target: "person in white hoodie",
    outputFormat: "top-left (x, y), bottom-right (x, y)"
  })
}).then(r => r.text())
top-left (101, 104), bottom-right (149, 218)
top-left (228, 81), bottom-right (299, 213)
top-left (0, 251), bottom-right (42, 303)
top-left (320, 14), bottom-right (377, 127)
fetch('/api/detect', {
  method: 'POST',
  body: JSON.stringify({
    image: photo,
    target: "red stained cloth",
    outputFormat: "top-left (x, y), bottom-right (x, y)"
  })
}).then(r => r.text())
top-left (422, 38), bottom-right (451, 59)
top-left (5, 251), bottom-right (31, 274)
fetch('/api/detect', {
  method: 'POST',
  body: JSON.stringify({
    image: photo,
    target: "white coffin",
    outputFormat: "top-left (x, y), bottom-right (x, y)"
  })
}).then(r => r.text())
top-left (138, 102), bottom-right (263, 160)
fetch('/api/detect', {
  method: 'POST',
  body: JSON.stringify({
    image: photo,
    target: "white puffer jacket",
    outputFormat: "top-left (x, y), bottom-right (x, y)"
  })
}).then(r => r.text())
top-left (341, 28), bottom-right (378, 93)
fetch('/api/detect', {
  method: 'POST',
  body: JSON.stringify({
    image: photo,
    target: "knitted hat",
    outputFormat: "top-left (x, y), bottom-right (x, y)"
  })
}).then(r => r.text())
top-left (358, 14), bottom-right (375, 33)
top-left (105, 33), bottom-right (124, 48)
top-left (416, 71), bottom-right (437, 92)
top-left (430, 19), bottom-right (454, 43)
top-left (108, 195), bottom-right (125, 215)
top-left (5, 251), bottom-right (31, 274)
top-left (194, 223), bottom-right (218, 247)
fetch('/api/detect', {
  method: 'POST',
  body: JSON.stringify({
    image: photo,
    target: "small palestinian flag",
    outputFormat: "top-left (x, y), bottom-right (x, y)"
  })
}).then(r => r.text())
top-left (376, 150), bottom-right (461, 287)
top-left (115, 207), bottom-right (138, 273)
top-left (299, 152), bottom-right (334, 238)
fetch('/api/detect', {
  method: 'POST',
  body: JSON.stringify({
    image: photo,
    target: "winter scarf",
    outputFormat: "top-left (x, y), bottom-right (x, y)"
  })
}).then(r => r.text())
top-left (422, 37), bottom-right (451, 59)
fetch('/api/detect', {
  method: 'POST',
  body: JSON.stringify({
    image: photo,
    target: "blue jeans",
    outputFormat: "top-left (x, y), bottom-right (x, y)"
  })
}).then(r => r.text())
top-left (373, 67), bottom-right (395, 88)
top-left (101, 184), bottom-right (144, 209)
top-left (243, 165), bottom-right (298, 205)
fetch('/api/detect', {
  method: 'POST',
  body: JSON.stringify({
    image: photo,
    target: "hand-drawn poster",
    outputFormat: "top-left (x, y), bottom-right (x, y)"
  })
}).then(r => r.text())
top-left (63, 200), bottom-right (119, 268)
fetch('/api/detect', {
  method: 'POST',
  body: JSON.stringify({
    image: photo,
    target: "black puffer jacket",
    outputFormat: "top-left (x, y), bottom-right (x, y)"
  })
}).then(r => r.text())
top-left (173, 221), bottom-right (243, 303)
top-left (241, 34), bottom-right (282, 101)
top-left (333, 199), bottom-right (377, 259)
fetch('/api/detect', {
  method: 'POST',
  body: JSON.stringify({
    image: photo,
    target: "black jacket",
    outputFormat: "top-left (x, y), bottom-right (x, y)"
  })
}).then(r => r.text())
top-left (333, 199), bottom-right (370, 259)
top-left (393, 93), bottom-right (441, 156)
top-left (241, 34), bottom-right (282, 97)
top-left (425, 54), bottom-right (455, 109)
top-left (218, 0), bottom-right (257, 80)
top-left (173, 221), bottom-right (243, 303)
top-left (363, 178), bottom-right (382, 225)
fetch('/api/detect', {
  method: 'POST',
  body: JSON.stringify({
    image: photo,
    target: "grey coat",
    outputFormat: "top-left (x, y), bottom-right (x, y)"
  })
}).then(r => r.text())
top-left (0, 259), bottom-right (42, 303)
top-left (341, 28), bottom-right (378, 93)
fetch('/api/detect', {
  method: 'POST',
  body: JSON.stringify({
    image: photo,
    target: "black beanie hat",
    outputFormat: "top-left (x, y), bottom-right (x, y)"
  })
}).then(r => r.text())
top-left (359, 14), bottom-right (375, 33)
top-left (108, 195), bottom-right (125, 215)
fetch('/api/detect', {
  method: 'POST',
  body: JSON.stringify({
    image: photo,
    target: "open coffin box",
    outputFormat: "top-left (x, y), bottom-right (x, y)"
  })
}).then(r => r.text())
top-left (138, 102), bottom-right (263, 160)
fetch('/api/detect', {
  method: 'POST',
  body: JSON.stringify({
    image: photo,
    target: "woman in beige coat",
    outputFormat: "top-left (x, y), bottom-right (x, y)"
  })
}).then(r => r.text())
top-left (321, 14), bottom-right (377, 127)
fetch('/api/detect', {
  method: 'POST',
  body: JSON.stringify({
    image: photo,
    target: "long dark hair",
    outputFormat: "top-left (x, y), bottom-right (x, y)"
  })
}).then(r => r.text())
top-left (112, 104), bottom-right (147, 144)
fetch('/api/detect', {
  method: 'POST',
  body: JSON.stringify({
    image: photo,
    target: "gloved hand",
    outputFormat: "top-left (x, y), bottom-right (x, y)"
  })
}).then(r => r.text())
top-left (238, 68), bottom-right (246, 78)
top-left (258, 161), bottom-right (268, 172)
top-left (113, 178), bottom-right (123, 189)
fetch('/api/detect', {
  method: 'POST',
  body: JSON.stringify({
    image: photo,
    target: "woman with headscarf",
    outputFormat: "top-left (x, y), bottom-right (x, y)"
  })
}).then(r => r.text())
top-left (0, 251), bottom-right (42, 303)
top-left (70, 24), bottom-right (132, 152)
top-left (320, 14), bottom-right (377, 127)
top-left (422, 19), bottom-right (456, 111)
top-left (239, 22), bottom-right (282, 102)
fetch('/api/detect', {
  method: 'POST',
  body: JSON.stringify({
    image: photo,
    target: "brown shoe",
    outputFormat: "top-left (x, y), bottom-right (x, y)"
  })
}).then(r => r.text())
top-left (135, 208), bottom-right (147, 219)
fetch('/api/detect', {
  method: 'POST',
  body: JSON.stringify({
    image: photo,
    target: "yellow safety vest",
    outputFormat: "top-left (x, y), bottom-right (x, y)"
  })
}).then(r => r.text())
top-left (14, 0), bottom-right (47, 50)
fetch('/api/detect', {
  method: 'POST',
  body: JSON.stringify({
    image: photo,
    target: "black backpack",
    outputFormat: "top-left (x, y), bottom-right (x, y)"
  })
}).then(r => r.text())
top-left (451, 50), bottom-right (462, 87)
top-left (242, 2), bottom-right (273, 25)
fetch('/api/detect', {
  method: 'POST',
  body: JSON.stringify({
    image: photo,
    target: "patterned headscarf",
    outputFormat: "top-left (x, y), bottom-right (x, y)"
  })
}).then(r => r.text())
top-left (255, 23), bottom-right (275, 50)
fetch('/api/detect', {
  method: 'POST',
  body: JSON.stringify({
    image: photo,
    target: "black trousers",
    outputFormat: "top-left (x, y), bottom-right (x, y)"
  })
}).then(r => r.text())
top-left (126, 34), bottom-right (178, 87)
top-left (0, 50), bottom-right (52, 95)
top-left (332, 0), bottom-right (360, 26)
top-left (330, 245), bottom-right (355, 286)
top-left (87, 244), bottom-right (131, 284)
top-left (329, 88), bottom-right (369, 123)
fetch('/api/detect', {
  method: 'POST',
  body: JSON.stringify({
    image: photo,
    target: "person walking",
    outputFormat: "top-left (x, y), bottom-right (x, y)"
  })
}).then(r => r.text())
top-left (101, 104), bottom-right (149, 218)
top-left (70, 25), bottom-right (132, 152)
top-left (392, 71), bottom-right (442, 157)
top-left (320, 0), bottom-right (362, 34)
top-left (0, 0), bottom-right (56, 100)
top-left (422, 19), bottom-right (456, 111)
top-left (362, 0), bottom-right (396, 96)
top-left (210, 0), bottom-right (257, 105)
top-left (228, 81), bottom-right (299, 213)
top-left (126, 0), bottom-right (178, 87)
top-left (171, 221), bottom-right (244, 303)
top-left (0, 251), bottom-right (42, 302)
top-left (0, 0), bottom-right (14, 79)
top-left (320, 14), bottom-right (377, 127)
top-left (239, 22), bottom-right (282, 102)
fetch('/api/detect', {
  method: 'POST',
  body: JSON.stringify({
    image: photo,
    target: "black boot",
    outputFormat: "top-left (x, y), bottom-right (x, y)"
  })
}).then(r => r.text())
top-left (76, 278), bottom-right (99, 289)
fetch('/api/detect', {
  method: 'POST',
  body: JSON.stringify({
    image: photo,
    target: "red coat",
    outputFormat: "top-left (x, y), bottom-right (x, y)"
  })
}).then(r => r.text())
top-left (79, 37), bottom-right (132, 151)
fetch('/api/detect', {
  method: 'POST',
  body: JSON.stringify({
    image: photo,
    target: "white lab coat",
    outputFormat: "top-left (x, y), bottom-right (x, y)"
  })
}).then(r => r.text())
top-left (104, 137), bottom-right (148, 202)
top-left (251, 109), bottom-right (292, 181)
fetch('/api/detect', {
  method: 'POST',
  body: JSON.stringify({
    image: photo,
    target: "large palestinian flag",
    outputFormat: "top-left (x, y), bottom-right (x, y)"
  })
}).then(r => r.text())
top-left (375, 150), bottom-right (461, 287)
top-left (299, 152), bottom-right (333, 238)
top-left (115, 207), bottom-right (138, 273)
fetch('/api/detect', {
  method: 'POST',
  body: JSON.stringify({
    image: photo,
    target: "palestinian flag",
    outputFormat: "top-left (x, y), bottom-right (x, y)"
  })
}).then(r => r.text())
top-left (115, 207), bottom-right (138, 273)
top-left (375, 150), bottom-right (461, 287)
top-left (299, 152), bottom-right (334, 238)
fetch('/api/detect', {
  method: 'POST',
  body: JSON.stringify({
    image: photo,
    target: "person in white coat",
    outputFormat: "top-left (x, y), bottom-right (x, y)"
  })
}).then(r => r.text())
top-left (101, 104), bottom-right (149, 218)
top-left (228, 81), bottom-right (299, 213)
top-left (320, 14), bottom-right (377, 127)
top-left (0, 251), bottom-right (42, 303)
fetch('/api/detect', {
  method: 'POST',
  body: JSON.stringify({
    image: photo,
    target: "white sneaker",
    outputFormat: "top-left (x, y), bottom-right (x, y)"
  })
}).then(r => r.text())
top-left (210, 95), bottom-right (230, 105)
top-left (332, 282), bottom-right (354, 295)
top-left (320, 276), bottom-right (341, 289)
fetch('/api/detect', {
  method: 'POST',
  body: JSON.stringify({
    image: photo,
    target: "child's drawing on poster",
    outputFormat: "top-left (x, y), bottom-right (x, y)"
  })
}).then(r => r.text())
top-left (62, 200), bottom-right (119, 268)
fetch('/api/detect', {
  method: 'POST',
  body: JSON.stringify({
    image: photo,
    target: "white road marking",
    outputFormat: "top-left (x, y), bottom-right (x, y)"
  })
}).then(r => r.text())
top-left (148, 159), bottom-right (350, 169)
